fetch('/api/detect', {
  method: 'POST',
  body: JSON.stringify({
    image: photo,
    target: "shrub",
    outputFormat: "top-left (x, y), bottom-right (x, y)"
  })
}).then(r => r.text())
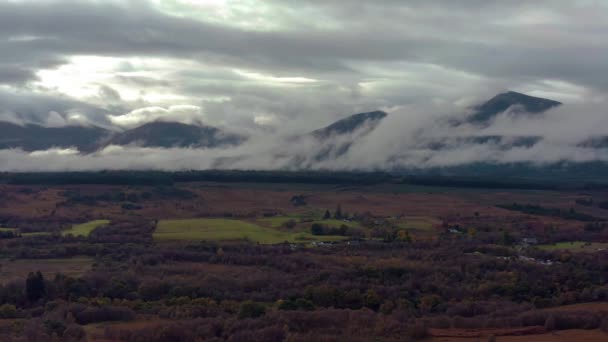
top-left (283, 220), bottom-right (297, 229)
top-left (238, 301), bottom-right (266, 319)
top-left (0, 304), bottom-right (17, 318)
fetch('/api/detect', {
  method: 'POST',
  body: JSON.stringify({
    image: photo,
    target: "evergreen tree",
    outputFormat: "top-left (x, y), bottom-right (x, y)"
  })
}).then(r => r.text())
top-left (26, 271), bottom-right (46, 302)
top-left (334, 204), bottom-right (343, 219)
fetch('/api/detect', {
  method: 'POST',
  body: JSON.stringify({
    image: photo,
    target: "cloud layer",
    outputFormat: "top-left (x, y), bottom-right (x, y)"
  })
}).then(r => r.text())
top-left (1, 0), bottom-right (607, 170)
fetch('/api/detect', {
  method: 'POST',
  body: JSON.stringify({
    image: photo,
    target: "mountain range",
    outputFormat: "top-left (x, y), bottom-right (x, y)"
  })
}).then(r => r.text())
top-left (0, 121), bottom-right (244, 152)
top-left (0, 91), bottom-right (599, 154)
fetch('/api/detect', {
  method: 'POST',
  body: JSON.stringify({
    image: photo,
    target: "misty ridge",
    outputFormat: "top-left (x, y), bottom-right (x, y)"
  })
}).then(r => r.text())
top-left (1, 91), bottom-right (608, 172)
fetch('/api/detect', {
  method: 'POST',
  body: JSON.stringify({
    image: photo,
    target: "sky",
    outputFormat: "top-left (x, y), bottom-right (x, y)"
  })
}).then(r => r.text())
top-left (1, 0), bottom-right (608, 170)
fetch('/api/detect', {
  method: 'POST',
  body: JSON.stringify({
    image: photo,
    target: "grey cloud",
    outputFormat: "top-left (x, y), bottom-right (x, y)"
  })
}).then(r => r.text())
top-left (1, 0), bottom-right (608, 171)
top-left (0, 88), bottom-right (111, 127)
top-left (1, 0), bottom-right (604, 90)
top-left (98, 85), bottom-right (122, 102)
top-left (2, 99), bottom-right (608, 172)
top-left (0, 66), bottom-right (37, 85)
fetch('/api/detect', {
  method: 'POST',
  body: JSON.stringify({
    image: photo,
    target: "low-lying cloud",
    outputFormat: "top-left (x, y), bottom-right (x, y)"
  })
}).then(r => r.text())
top-left (1, 100), bottom-right (607, 172)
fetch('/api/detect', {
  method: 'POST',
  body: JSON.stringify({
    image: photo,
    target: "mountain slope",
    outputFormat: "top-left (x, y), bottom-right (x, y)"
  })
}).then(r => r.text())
top-left (0, 121), bottom-right (110, 152)
top-left (274, 111), bottom-right (387, 164)
top-left (312, 110), bottom-right (387, 139)
top-left (469, 91), bottom-right (561, 124)
top-left (105, 121), bottom-right (245, 149)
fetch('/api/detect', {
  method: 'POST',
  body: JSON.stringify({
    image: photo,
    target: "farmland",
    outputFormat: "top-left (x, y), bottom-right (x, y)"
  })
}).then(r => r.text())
top-left (154, 218), bottom-right (347, 244)
top-left (61, 219), bottom-right (110, 237)
top-left (537, 241), bottom-right (608, 252)
top-left (0, 175), bottom-right (606, 341)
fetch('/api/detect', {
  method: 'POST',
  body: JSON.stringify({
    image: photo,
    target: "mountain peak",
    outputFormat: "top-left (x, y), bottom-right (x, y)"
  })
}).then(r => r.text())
top-left (312, 110), bottom-right (387, 139)
top-left (469, 91), bottom-right (561, 124)
top-left (107, 121), bottom-right (244, 149)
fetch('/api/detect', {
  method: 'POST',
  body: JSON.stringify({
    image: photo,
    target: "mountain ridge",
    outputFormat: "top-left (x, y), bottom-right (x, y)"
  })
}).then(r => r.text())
top-left (468, 91), bottom-right (562, 124)
top-left (0, 91), bottom-right (572, 154)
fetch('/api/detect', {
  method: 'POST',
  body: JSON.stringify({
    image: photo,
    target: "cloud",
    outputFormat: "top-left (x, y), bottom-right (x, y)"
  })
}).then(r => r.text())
top-left (0, 66), bottom-right (38, 85)
top-left (2, 98), bottom-right (608, 172)
top-left (108, 105), bottom-right (206, 128)
top-left (0, 88), bottom-right (111, 127)
top-left (1, 0), bottom-right (608, 170)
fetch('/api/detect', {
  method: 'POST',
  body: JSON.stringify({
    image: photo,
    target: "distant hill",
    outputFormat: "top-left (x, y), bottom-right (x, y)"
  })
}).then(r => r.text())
top-left (294, 110), bottom-right (389, 163)
top-left (0, 121), bottom-right (111, 152)
top-left (0, 121), bottom-right (245, 152)
top-left (424, 135), bottom-right (542, 151)
top-left (312, 110), bottom-right (387, 139)
top-left (104, 121), bottom-right (245, 149)
top-left (468, 91), bottom-right (562, 124)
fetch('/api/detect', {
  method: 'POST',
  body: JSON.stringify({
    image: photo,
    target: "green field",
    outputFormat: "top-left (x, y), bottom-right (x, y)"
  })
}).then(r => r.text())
top-left (257, 216), bottom-right (296, 228)
top-left (62, 220), bottom-right (110, 237)
top-left (0, 227), bottom-right (54, 237)
top-left (21, 232), bottom-right (52, 237)
top-left (538, 241), bottom-right (608, 252)
top-left (155, 218), bottom-right (347, 244)
top-left (393, 216), bottom-right (439, 231)
top-left (317, 219), bottom-right (360, 228)
top-left (256, 215), bottom-right (360, 229)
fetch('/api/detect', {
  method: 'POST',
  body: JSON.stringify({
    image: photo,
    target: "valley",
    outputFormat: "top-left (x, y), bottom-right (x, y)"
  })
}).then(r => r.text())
top-left (0, 173), bottom-right (606, 340)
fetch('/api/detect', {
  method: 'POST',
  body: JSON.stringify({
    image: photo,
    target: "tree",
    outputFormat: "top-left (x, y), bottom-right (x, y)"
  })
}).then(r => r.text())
top-left (26, 271), bottom-right (46, 302)
top-left (467, 227), bottom-right (477, 239)
top-left (397, 230), bottom-right (412, 243)
top-left (238, 300), bottom-right (266, 319)
top-left (311, 223), bottom-right (325, 235)
top-left (284, 219), bottom-right (297, 229)
top-left (295, 298), bottom-right (315, 311)
top-left (501, 231), bottom-right (514, 246)
top-left (323, 210), bottom-right (331, 219)
top-left (334, 204), bottom-right (343, 219)
top-left (364, 289), bottom-right (381, 311)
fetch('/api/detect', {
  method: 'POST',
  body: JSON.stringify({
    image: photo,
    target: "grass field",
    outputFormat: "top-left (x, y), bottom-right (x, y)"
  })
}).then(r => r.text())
top-left (537, 241), bottom-right (608, 252)
top-left (256, 216), bottom-right (296, 228)
top-left (62, 220), bottom-right (110, 237)
top-left (155, 218), bottom-right (347, 244)
top-left (257, 216), bottom-right (360, 229)
top-left (317, 219), bottom-right (361, 228)
top-left (21, 232), bottom-right (52, 237)
top-left (1, 227), bottom-right (53, 237)
top-left (393, 216), bottom-right (440, 231)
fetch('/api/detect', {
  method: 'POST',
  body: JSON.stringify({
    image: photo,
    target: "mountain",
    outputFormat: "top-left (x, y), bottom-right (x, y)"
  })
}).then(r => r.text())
top-left (424, 135), bottom-right (542, 151)
top-left (104, 121), bottom-right (245, 149)
top-left (428, 91), bottom-right (562, 150)
top-left (578, 136), bottom-right (608, 149)
top-left (312, 110), bottom-right (387, 139)
top-left (468, 91), bottom-right (562, 124)
top-left (0, 121), bottom-right (111, 152)
top-left (296, 110), bottom-right (387, 163)
top-left (0, 121), bottom-right (245, 152)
